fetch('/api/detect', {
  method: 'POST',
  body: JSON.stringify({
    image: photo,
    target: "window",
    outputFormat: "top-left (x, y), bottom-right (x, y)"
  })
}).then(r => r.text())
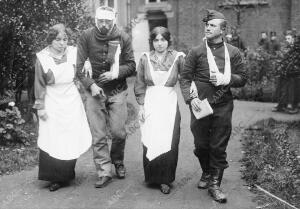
top-left (218, 0), bottom-right (268, 6)
top-left (146, 0), bottom-right (168, 3)
top-left (99, 0), bottom-right (117, 9)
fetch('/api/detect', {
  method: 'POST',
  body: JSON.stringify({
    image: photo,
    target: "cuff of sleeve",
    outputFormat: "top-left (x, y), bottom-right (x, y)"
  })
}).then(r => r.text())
top-left (82, 78), bottom-right (95, 89)
top-left (33, 99), bottom-right (45, 110)
top-left (117, 66), bottom-right (126, 80)
top-left (229, 74), bottom-right (241, 87)
top-left (186, 97), bottom-right (193, 105)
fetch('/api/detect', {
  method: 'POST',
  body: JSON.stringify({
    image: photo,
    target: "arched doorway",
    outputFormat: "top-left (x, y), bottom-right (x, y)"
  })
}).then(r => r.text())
top-left (146, 10), bottom-right (168, 50)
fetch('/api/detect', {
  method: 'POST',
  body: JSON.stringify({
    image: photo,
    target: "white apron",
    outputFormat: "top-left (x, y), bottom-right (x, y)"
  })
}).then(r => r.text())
top-left (36, 46), bottom-right (92, 160)
top-left (141, 52), bottom-right (184, 161)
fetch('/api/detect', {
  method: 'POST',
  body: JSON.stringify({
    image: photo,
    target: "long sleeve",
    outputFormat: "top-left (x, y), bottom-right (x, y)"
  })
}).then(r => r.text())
top-left (229, 49), bottom-right (248, 88)
top-left (179, 48), bottom-right (196, 104)
top-left (177, 55), bottom-right (185, 78)
top-left (118, 33), bottom-right (136, 79)
top-left (33, 59), bottom-right (46, 110)
top-left (134, 56), bottom-right (147, 105)
top-left (76, 31), bottom-right (95, 89)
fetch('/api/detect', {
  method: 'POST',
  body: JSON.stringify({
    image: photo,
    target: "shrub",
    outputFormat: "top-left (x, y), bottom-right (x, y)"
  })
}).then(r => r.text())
top-left (232, 47), bottom-right (284, 102)
top-left (0, 0), bottom-right (93, 94)
top-left (0, 105), bottom-right (29, 145)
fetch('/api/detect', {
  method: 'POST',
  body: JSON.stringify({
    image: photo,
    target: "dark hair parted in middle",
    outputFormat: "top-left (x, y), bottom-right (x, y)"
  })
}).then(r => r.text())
top-left (46, 23), bottom-right (73, 45)
top-left (149, 26), bottom-right (172, 49)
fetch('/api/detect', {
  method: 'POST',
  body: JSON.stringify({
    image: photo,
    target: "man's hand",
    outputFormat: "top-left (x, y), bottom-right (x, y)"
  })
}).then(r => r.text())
top-left (98, 72), bottom-right (114, 84)
top-left (209, 73), bottom-right (223, 86)
top-left (138, 105), bottom-right (145, 123)
top-left (37, 109), bottom-right (48, 121)
top-left (90, 83), bottom-right (105, 97)
top-left (191, 98), bottom-right (202, 112)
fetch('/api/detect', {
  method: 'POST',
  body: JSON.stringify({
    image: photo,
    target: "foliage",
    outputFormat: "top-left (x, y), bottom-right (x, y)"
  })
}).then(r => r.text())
top-left (277, 36), bottom-right (300, 78)
top-left (0, 0), bottom-right (93, 93)
top-left (0, 105), bottom-right (29, 145)
top-left (241, 119), bottom-right (300, 208)
top-left (0, 0), bottom-right (93, 144)
top-left (0, 113), bottom-right (38, 176)
top-left (232, 47), bottom-right (285, 102)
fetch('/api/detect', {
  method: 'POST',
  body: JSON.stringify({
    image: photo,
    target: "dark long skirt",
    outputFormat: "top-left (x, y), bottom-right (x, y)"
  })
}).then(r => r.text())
top-left (143, 105), bottom-right (181, 184)
top-left (38, 149), bottom-right (76, 183)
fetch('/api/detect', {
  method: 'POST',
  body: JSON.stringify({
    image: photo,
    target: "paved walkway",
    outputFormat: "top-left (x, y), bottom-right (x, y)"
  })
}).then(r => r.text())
top-left (0, 80), bottom-right (299, 209)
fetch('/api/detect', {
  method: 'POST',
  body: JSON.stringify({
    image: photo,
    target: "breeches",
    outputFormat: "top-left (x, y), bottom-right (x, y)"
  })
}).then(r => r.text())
top-left (190, 101), bottom-right (233, 169)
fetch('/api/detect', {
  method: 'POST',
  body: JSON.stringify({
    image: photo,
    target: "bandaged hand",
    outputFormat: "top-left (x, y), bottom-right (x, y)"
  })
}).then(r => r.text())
top-left (210, 73), bottom-right (226, 86)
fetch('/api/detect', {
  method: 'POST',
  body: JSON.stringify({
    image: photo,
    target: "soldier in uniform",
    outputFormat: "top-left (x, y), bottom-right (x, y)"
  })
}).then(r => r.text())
top-left (76, 6), bottom-right (136, 188)
top-left (179, 10), bottom-right (247, 203)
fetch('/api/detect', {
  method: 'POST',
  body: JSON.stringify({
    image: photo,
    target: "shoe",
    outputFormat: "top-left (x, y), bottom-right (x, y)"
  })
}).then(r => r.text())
top-left (94, 176), bottom-right (112, 188)
top-left (208, 184), bottom-right (227, 203)
top-left (49, 182), bottom-right (62, 192)
top-left (197, 172), bottom-right (210, 189)
top-left (115, 164), bottom-right (126, 179)
top-left (208, 169), bottom-right (227, 203)
top-left (272, 106), bottom-right (285, 112)
top-left (285, 108), bottom-right (299, 114)
top-left (160, 184), bottom-right (171, 194)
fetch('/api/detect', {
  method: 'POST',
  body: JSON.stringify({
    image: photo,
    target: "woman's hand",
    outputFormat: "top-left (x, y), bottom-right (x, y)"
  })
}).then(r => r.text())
top-left (138, 105), bottom-right (145, 123)
top-left (38, 109), bottom-right (48, 121)
top-left (190, 81), bottom-right (198, 98)
top-left (90, 83), bottom-right (105, 97)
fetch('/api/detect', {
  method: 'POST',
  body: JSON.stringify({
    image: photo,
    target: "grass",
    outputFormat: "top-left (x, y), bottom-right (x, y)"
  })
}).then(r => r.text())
top-left (0, 121), bottom-right (38, 176)
top-left (241, 118), bottom-right (300, 209)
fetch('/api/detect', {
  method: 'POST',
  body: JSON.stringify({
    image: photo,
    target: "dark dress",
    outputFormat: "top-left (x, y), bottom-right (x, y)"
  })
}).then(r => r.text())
top-left (38, 149), bottom-right (76, 182)
top-left (142, 105), bottom-right (181, 184)
top-left (33, 46), bottom-right (91, 183)
top-left (134, 50), bottom-right (184, 184)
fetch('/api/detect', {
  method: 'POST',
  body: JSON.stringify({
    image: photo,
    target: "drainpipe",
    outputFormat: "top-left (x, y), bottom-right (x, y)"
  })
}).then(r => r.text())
top-left (176, 0), bottom-right (179, 48)
top-left (127, 0), bottom-right (131, 30)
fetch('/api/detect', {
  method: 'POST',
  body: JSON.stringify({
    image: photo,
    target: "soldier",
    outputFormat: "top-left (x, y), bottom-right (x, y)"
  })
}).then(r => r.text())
top-left (179, 10), bottom-right (247, 203)
top-left (76, 6), bottom-right (136, 188)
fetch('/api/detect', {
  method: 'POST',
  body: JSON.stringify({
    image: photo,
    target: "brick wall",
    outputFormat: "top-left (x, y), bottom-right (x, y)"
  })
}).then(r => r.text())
top-left (173, 0), bottom-right (292, 50)
top-left (128, 0), bottom-right (294, 50)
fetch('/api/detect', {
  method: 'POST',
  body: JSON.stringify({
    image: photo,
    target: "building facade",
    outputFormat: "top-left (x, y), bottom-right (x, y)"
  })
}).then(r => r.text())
top-left (86, 0), bottom-right (300, 57)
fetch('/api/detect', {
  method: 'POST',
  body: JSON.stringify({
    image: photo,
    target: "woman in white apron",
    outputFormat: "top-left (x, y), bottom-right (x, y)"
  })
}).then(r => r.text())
top-left (134, 27), bottom-right (185, 194)
top-left (33, 24), bottom-right (92, 192)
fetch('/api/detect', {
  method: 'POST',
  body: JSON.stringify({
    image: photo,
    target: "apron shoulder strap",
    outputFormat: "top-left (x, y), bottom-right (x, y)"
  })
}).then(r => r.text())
top-left (66, 46), bottom-right (77, 66)
top-left (36, 50), bottom-right (54, 73)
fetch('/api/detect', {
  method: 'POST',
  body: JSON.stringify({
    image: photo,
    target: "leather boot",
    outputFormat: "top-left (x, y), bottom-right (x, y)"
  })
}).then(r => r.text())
top-left (194, 149), bottom-right (210, 189)
top-left (197, 171), bottom-right (210, 189)
top-left (208, 169), bottom-right (227, 203)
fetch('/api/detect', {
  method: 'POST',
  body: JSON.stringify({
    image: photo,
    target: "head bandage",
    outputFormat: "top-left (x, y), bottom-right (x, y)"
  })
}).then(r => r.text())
top-left (95, 7), bottom-right (116, 21)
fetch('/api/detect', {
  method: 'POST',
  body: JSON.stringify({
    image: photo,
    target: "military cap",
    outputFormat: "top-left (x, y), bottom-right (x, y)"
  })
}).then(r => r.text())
top-left (202, 9), bottom-right (225, 22)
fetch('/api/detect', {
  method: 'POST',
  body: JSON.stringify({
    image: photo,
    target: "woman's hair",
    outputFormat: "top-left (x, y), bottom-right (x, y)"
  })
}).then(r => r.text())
top-left (149, 26), bottom-right (172, 49)
top-left (46, 23), bottom-right (72, 45)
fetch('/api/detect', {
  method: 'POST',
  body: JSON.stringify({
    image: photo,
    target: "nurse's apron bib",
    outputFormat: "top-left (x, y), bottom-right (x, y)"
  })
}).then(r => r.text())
top-left (36, 46), bottom-right (92, 160)
top-left (141, 52), bottom-right (184, 161)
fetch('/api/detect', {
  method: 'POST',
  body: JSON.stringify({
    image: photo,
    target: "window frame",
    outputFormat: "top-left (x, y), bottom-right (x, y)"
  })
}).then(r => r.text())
top-left (145, 0), bottom-right (168, 4)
